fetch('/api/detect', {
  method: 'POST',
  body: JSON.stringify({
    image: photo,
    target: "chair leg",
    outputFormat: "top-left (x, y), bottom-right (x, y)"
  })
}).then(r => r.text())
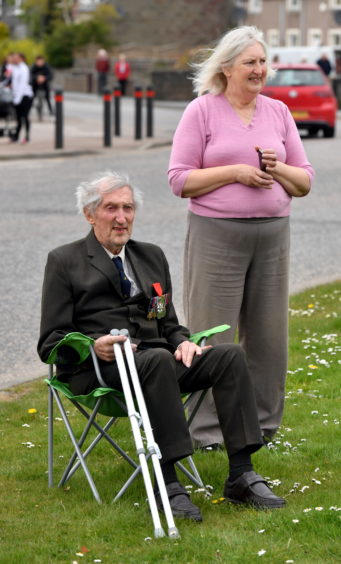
top-left (50, 387), bottom-right (102, 503)
top-left (48, 366), bottom-right (54, 488)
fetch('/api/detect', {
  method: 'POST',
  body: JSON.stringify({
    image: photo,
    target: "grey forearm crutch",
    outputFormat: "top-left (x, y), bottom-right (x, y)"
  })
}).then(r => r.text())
top-left (111, 329), bottom-right (180, 539)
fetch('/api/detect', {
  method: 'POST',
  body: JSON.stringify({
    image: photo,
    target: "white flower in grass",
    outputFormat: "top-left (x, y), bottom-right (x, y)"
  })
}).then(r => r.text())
top-left (315, 507), bottom-right (323, 511)
top-left (303, 508), bottom-right (312, 513)
top-left (205, 484), bottom-right (214, 490)
top-left (185, 485), bottom-right (193, 489)
top-left (133, 502), bottom-right (139, 507)
top-left (311, 411), bottom-right (319, 415)
top-left (257, 549), bottom-right (266, 556)
top-left (94, 560), bottom-right (102, 563)
top-left (299, 486), bottom-right (309, 493)
top-left (292, 519), bottom-right (299, 523)
top-left (312, 478), bottom-right (321, 485)
top-left (314, 467), bottom-right (320, 472)
top-left (258, 529), bottom-right (266, 534)
top-left (144, 536), bottom-right (152, 541)
top-left (285, 560), bottom-right (295, 563)
top-left (22, 423), bottom-right (30, 427)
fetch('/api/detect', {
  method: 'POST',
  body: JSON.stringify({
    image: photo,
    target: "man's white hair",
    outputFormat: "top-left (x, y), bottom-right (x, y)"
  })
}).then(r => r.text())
top-left (191, 26), bottom-right (275, 96)
top-left (75, 170), bottom-right (143, 215)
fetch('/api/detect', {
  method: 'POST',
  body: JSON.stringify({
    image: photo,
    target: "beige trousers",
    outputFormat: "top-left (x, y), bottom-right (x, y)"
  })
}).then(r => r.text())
top-left (184, 213), bottom-right (290, 446)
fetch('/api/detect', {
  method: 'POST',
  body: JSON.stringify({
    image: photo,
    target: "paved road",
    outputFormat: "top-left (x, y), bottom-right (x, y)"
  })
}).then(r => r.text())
top-left (0, 96), bottom-right (340, 389)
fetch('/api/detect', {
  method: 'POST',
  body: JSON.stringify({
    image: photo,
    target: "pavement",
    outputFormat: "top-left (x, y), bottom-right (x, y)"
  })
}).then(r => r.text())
top-left (0, 93), bottom-right (188, 160)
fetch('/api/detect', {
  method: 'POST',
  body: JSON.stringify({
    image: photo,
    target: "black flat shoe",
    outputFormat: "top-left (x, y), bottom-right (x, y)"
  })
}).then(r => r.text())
top-left (224, 471), bottom-right (286, 509)
top-left (155, 481), bottom-right (202, 521)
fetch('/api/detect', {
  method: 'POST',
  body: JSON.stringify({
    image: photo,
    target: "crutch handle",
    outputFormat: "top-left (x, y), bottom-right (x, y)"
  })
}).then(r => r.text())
top-left (110, 329), bottom-right (120, 336)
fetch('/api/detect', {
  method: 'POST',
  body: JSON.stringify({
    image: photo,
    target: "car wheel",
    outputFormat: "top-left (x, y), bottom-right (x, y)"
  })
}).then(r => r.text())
top-left (324, 126), bottom-right (335, 138)
top-left (308, 127), bottom-right (319, 137)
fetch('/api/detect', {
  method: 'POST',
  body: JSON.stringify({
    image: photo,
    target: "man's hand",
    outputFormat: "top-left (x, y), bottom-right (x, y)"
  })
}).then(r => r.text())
top-left (94, 334), bottom-right (137, 362)
top-left (174, 340), bottom-right (212, 368)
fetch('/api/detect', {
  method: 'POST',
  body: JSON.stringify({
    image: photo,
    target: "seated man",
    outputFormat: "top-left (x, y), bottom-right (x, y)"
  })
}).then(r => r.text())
top-left (38, 171), bottom-right (285, 521)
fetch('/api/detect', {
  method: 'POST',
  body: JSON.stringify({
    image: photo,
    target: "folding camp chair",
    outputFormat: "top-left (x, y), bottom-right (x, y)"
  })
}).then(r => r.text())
top-left (46, 325), bottom-right (229, 509)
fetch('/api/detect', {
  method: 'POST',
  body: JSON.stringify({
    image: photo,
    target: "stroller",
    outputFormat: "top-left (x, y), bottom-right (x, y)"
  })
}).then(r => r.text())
top-left (0, 81), bottom-right (16, 139)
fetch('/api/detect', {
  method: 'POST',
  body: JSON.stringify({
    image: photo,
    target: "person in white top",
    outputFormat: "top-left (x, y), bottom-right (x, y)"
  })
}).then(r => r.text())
top-left (11, 52), bottom-right (33, 144)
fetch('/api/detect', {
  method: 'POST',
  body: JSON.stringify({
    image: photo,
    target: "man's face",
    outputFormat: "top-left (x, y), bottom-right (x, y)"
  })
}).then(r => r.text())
top-left (84, 185), bottom-right (135, 254)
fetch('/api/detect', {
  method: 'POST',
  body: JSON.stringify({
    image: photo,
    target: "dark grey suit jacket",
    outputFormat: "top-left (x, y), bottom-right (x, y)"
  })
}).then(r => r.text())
top-left (38, 230), bottom-right (189, 368)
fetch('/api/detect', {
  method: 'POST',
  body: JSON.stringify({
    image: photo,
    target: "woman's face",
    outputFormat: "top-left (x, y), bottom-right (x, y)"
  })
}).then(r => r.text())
top-left (223, 42), bottom-right (267, 96)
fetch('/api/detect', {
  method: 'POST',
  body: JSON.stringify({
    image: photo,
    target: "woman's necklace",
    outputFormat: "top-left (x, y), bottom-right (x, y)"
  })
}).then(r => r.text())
top-left (225, 94), bottom-right (256, 125)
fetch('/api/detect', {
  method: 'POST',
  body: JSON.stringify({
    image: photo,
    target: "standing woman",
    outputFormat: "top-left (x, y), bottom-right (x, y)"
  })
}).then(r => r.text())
top-left (11, 52), bottom-right (33, 144)
top-left (168, 26), bottom-right (314, 447)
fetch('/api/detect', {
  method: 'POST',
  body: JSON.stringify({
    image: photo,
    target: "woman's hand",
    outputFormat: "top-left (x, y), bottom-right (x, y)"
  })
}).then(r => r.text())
top-left (256, 146), bottom-right (311, 197)
top-left (236, 165), bottom-right (274, 189)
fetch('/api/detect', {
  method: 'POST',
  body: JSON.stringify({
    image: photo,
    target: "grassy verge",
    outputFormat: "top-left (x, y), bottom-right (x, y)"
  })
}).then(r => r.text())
top-left (0, 282), bottom-right (340, 564)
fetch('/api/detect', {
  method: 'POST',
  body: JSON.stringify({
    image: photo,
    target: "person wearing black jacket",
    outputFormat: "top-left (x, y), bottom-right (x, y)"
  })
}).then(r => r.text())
top-left (31, 55), bottom-right (54, 115)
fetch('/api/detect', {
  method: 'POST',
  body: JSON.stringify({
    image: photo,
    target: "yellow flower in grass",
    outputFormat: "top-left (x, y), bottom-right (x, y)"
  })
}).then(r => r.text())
top-left (307, 304), bottom-right (315, 309)
top-left (27, 408), bottom-right (37, 414)
top-left (308, 364), bottom-right (318, 369)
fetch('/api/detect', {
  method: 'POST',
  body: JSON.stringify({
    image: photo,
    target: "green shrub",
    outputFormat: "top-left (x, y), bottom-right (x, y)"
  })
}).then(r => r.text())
top-left (0, 21), bottom-right (10, 40)
top-left (0, 37), bottom-right (44, 65)
top-left (45, 23), bottom-right (75, 68)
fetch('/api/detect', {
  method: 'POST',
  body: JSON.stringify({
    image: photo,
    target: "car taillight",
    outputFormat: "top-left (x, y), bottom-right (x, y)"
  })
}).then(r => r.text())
top-left (313, 89), bottom-right (333, 98)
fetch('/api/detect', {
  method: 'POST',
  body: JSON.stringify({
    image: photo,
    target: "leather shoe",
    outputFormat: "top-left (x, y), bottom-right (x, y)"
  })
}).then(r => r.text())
top-left (224, 471), bottom-right (286, 509)
top-left (155, 481), bottom-right (202, 521)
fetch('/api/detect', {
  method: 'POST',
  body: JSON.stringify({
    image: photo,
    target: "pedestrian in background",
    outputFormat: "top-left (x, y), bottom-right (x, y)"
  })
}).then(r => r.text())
top-left (0, 53), bottom-right (14, 84)
top-left (168, 26), bottom-right (314, 450)
top-left (316, 53), bottom-right (332, 78)
top-left (114, 53), bottom-right (131, 95)
top-left (11, 52), bottom-right (33, 144)
top-left (95, 49), bottom-right (110, 95)
top-left (31, 55), bottom-right (54, 116)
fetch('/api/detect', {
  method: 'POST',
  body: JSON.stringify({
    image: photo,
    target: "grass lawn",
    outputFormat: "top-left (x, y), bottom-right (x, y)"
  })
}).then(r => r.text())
top-left (0, 282), bottom-right (340, 564)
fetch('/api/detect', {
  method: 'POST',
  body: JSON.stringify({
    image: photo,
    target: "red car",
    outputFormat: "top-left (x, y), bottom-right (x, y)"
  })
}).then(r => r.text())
top-left (262, 64), bottom-right (337, 138)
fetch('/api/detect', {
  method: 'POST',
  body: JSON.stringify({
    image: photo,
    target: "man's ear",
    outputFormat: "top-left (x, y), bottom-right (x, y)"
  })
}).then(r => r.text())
top-left (84, 207), bottom-right (95, 225)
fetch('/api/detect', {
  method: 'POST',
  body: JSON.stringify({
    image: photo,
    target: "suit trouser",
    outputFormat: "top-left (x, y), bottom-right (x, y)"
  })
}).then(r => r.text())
top-left (67, 344), bottom-right (263, 464)
top-left (183, 213), bottom-right (290, 446)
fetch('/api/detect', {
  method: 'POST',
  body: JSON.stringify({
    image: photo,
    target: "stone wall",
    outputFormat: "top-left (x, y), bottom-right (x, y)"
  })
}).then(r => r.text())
top-left (112, 0), bottom-right (233, 49)
top-left (151, 70), bottom-right (194, 100)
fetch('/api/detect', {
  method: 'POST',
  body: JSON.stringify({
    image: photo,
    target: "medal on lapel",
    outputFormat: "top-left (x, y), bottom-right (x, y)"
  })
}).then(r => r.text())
top-left (147, 282), bottom-right (169, 320)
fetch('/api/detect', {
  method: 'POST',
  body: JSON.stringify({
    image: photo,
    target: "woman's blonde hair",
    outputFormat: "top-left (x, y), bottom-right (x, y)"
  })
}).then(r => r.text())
top-left (191, 26), bottom-right (275, 96)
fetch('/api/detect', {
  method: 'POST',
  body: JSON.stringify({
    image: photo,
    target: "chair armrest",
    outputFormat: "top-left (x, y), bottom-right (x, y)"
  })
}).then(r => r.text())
top-left (46, 332), bottom-right (95, 365)
top-left (189, 324), bottom-right (230, 346)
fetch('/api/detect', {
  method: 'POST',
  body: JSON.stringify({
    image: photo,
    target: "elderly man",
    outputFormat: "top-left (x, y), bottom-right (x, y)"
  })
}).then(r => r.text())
top-left (38, 171), bottom-right (285, 521)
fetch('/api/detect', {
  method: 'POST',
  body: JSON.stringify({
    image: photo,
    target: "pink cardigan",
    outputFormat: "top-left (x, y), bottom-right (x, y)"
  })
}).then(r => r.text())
top-left (168, 93), bottom-right (314, 218)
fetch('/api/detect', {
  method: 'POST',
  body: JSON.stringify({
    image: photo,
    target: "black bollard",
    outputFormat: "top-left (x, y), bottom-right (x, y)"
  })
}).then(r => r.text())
top-left (54, 88), bottom-right (63, 149)
top-left (146, 86), bottom-right (155, 138)
top-left (103, 88), bottom-right (112, 147)
top-left (134, 86), bottom-right (143, 140)
top-left (113, 85), bottom-right (121, 136)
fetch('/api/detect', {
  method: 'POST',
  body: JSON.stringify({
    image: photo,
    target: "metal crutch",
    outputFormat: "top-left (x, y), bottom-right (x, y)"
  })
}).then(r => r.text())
top-left (111, 329), bottom-right (180, 539)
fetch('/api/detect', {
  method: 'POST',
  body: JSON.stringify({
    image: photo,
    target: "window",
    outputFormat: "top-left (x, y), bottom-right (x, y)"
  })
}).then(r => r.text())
top-left (248, 0), bottom-right (263, 13)
top-left (286, 0), bottom-right (302, 11)
top-left (267, 69), bottom-right (325, 87)
top-left (308, 29), bottom-right (323, 47)
top-left (328, 29), bottom-right (341, 46)
top-left (286, 29), bottom-right (301, 46)
top-left (329, 0), bottom-right (341, 8)
top-left (267, 29), bottom-right (280, 47)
